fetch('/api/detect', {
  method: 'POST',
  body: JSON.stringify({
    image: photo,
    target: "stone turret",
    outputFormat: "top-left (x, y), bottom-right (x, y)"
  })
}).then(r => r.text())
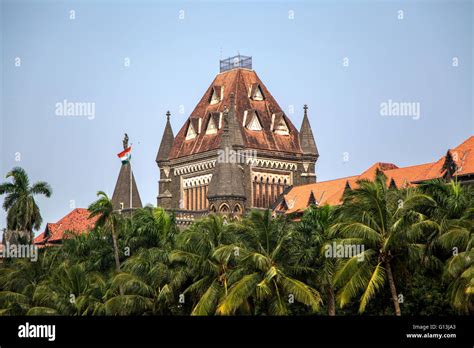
top-left (156, 111), bottom-right (175, 208)
top-left (207, 93), bottom-right (246, 217)
top-left (112, 134), bottom-right (142, 211)
top-left (299, 104), bottom-right (318, 184)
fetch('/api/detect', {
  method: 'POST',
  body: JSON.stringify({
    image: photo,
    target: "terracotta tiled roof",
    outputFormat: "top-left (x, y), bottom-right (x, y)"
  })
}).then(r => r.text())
top-left (168, 68), bottom-right (302, 159)
top-left (34, 208), bottom-right (98, 245)
top-left (282, 175), bottom-right (358, 214)
top-left (277, 136), bottom-right (474, 214)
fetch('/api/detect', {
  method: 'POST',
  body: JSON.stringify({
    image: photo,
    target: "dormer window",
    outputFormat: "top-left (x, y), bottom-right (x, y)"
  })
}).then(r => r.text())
top-left (209, 85), bottom-right (224, 105)
top-left (186, 118), bottom-right (201, 140)
top-left (248, 83), bottom-right (265, 101)
top-left (206, 112), bottom-right (219, 135)
top-left (243, 109), bottom-right (262, 131)
top-left (271, 112), bottom-right (289, 136)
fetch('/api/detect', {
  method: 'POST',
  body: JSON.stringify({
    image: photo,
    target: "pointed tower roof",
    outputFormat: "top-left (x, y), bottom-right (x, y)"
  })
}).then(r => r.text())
top-left (156, 111), bottom-right (174, 163)
top-left (112, 135), bottom-right (142, 211)
top-left (168, 68), bottom-right (303, 159)
top-left (207, 93), bottom-right (246, 200)
top-left (299, 105), bottom-right (319, 157)
top-left (112, 163), bottom-right (143, 210)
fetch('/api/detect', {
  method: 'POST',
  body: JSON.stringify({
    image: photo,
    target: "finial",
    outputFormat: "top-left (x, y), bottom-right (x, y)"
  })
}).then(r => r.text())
top-left (166, 111), bottom-right (171, 121)
top-left (303, 104), bottom-right (308, 117)
top-left (123, 133), bottom-right (129, 150)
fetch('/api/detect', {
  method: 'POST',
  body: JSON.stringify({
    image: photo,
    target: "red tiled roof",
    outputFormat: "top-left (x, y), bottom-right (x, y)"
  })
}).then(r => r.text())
top-left (34, 208), bottom-right (98, 245)
top-left (168, 68), bottom-right (302, 160)
top-left (278, 136), bottom-right (474, 214)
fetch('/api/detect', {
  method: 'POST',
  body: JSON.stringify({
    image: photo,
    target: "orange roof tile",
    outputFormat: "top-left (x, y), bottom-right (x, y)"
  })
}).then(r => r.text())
top-left (168, 68), bottom-right (302, 160)
top-left (34, 208), bottom-right (98, 245)
top-left (278, 136), bottom-right (474, 214)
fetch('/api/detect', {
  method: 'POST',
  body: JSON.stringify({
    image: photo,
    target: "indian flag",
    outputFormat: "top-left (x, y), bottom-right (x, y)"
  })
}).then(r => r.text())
top-left (117, 147), bottom-right (132, 164)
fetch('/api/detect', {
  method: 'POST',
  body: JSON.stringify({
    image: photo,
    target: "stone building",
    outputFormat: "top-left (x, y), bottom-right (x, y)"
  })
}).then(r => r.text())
top-left (156, 55), bottom-right (318, 222)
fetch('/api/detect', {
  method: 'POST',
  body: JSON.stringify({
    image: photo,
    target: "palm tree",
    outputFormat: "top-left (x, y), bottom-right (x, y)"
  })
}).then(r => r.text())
top-left (127, 206), bottom-right (176, 251)
top-left (418, 179), bottom-right (473, 252)
top-left (0, 167), bottom-right (52, 243)
top-left (293, 204), bottom-right (338, 315)
top-left (0, 249), bottom-right (58, 315)
top-left (419, 179), bottom-right (474, 313)
top-left (170, 214), bottom-right (240, 315)
top-left (88, 191), bottom-right (122, 273)
top-left (105, 247), bottom-right (175, 315)
top-left (332, 171), bottom-right (436, 315)
top-left (216, 210), bottom-right (322, 315)
top-left (33, 262), bottom-right (107, 315)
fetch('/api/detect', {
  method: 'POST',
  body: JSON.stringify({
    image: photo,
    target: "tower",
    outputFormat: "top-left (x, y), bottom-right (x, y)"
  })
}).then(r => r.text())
top-left (298, 104), bottom-right (319, 185)
top-left (111, 134), bottom-right (143, 212)
top-left (207, 93), bottom-right (246, 216)
top-left (156, 111), bottom-right (175, 209)
top-left (155, 55), bottom-right (319, 222)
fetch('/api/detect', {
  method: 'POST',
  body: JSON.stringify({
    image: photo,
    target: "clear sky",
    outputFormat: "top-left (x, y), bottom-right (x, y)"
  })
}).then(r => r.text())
top-left (0, 0), bottom-right (473, 237)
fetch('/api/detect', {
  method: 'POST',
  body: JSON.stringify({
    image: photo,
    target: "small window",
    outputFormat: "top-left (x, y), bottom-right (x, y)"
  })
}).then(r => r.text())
top-left (233, 204), bottom-right (242, 214)
top-left (245, 110), bottom-right (262, 131)
top-left (209, 86), bottom-right (223, 105)
top-left (248, 83), bottom-right (265, 101)
top-left (219, 203), bottom-right (230, 214)
top-left (186, 121), bottom-right (197, 140)
top-left (272, 113), bottom-right (289, 136)
top-left (206, 113), bottom-right (219, 135)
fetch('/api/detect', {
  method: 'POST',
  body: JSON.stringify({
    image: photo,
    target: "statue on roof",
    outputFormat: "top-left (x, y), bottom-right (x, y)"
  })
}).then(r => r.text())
top-left (123, 133), bottom-right (129, 150)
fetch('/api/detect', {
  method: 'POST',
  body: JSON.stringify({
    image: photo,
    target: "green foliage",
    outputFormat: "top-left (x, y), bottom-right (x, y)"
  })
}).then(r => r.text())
top-left (0, 173), bottom-right (472, 315)
top-left (0, 167), bottom-right (52, 234)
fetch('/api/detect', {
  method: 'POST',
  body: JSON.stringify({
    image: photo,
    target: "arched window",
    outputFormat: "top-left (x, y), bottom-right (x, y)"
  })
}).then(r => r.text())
top-left (219, 203), bottom-right (230, 214)
top-left (233, 204), bottom-right (242, 214)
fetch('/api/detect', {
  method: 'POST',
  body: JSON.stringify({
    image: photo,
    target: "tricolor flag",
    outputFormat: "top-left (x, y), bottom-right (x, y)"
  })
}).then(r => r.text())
top-left (117, 147), bottom-right (132, 164)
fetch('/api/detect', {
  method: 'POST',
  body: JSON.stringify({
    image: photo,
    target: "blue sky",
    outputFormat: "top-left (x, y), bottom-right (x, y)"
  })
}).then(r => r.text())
top-left (0, 0), bottom-right (473, 237)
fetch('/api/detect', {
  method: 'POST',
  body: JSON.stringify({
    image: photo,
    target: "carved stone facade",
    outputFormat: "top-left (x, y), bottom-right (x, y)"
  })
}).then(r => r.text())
top-left (156, 57), bottom-right (318, 221)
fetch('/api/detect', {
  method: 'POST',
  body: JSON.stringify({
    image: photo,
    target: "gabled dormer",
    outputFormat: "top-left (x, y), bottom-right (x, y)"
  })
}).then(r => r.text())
top-left (206, 112), bottom-right (220, 135)
top-left (186, 118), bottom-right (201, 140)
top-left (271, 112), bottom-right (289, 136)
top-left (248, 83), bottom-right (265, 101)
top-left (209, 85), bottom-right (224, 105)
top-left (243, 109), bottom-right (262, 131)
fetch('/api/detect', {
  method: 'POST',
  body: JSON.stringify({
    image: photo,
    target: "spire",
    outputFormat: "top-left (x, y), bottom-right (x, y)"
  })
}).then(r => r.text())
top-left (112, 134), bottom-right (142, 211)
top-left (112, 163), bottom-right (143, 211)
top-left (207, 97), bottom-right (246, 202)
top-left (299, 104), bottom-right (319, 157)
top-left (156, 111), bottom-right (175, 163)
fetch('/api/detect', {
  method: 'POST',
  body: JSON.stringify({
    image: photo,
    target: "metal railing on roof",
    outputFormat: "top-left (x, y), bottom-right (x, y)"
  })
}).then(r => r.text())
top-left (220, 55), bottom-right (252, 73)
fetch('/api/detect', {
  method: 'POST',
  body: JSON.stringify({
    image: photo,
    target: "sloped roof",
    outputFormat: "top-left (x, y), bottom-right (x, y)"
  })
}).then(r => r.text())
top-left (34, 208), bottom-right (99, 245)
top-left (156, 112), bottom-right (174, 163)
top-left (168, 68), bottom-right (303, 159)
top-left (111, 162), bottom-right (143, 210)
top-left (277, 136), bottom-right (474, 214)
top-left (299, 108), bottom-right (319, 156)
